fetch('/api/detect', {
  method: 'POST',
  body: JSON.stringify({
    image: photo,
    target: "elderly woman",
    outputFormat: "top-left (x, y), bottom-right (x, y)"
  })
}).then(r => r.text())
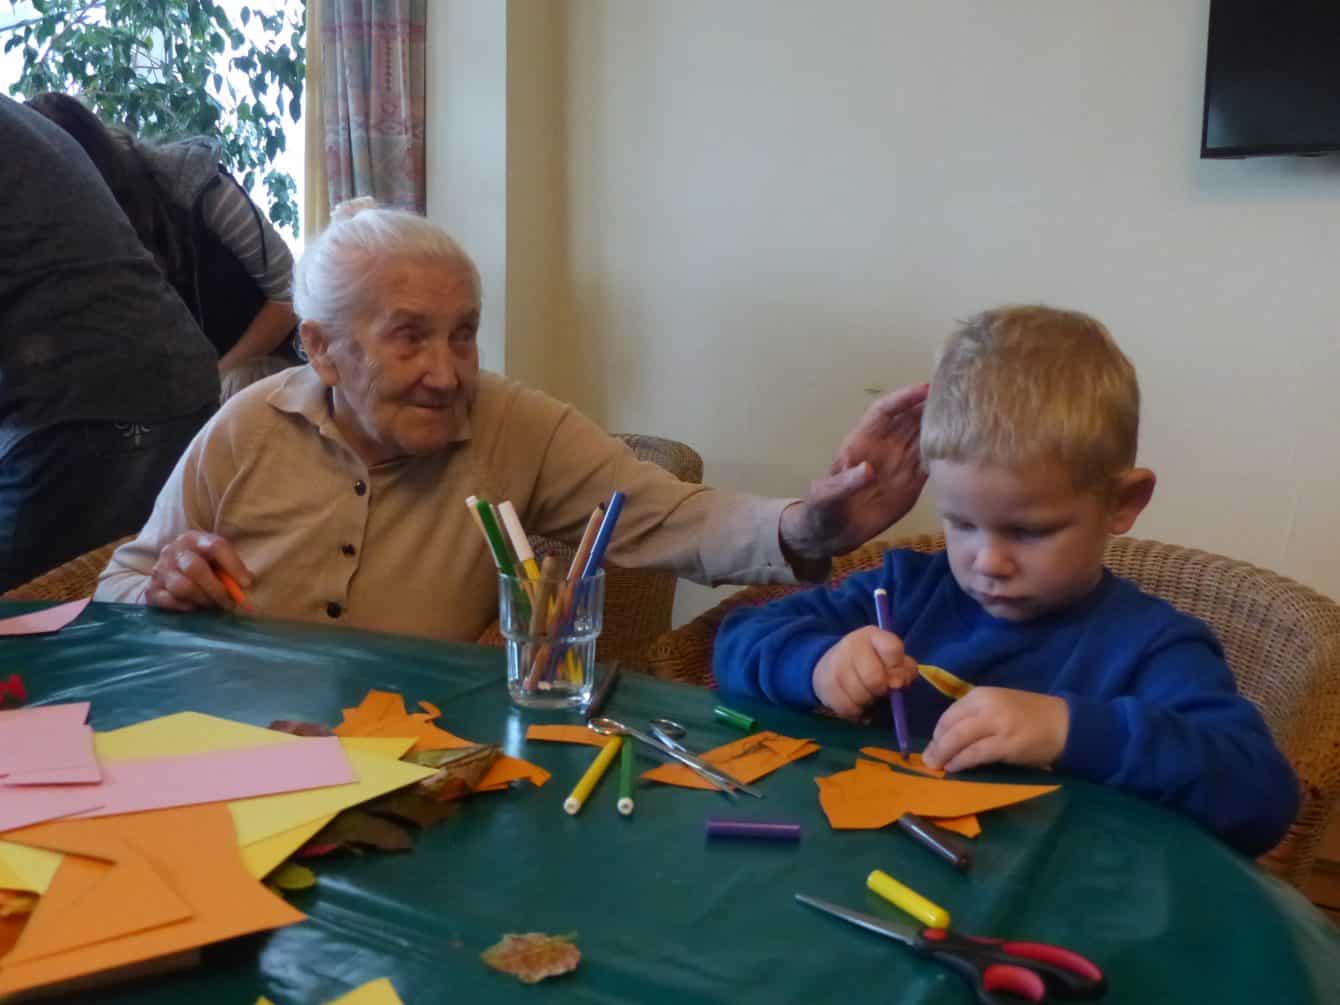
top-left (96, 202), bottom-right (926, 641)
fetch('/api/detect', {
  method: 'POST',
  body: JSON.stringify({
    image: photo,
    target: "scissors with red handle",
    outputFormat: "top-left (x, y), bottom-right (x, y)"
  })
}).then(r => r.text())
top-left (795, 893), bottom-right (1106, 1003)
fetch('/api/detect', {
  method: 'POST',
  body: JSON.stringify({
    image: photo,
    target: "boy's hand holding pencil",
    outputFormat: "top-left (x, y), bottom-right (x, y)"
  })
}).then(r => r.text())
top-left (145, 531), bottom-right (255, 613)
top-left (812, 625), bottom-right (918, 721)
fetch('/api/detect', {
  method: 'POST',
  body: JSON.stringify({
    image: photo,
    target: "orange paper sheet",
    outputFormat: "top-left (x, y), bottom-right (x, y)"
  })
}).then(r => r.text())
top-left (642, 731), bottom-right (819, 791)
top-left (0, 804), bottom-right (304, 996)
top-left (816, 757), bottom-right (1057, 831)
top-left (334, 691), bottom-right (549, 790)
top-left (858, 747), bottom-right (946, 778)
top-left (525, 724), bottom-right (609, 749)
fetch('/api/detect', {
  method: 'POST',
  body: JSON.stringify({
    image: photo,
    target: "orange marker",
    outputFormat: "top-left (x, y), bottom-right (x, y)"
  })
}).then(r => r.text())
top-left (217, 571), bottom-right (254, 612)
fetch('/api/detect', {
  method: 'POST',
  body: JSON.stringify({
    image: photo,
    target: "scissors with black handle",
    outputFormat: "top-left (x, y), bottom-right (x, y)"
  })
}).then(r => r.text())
top-left (795, 894), bottom-right (1106, 1004)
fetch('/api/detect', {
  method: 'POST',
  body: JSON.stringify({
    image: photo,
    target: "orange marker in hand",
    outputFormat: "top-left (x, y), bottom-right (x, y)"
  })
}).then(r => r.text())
top-left (217, 571), bottom-right (254, 612)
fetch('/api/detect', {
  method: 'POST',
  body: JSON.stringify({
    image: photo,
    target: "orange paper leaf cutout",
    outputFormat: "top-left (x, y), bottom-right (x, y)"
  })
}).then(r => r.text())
top-left (817, 758), bottom-right (1057, 830)
top-left (334, 691), bottom-right (548, 790)
top-left (476, 755), bottom-right (552, 791)
top-left (332, 691), bottom-right (469, 752)
top-left (858, 747), bottom-right (946, 778)
top-left (525, 724), bottom-right (609, 749)
top-left (932, 815), bottom-right (981, 838)
top-left (641, 731), bottom-right (819, 791)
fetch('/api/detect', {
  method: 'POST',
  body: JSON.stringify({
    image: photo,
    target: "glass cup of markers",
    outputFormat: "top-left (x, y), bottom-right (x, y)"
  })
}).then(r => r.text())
top-left (499, 568), bottom-right (604, 710)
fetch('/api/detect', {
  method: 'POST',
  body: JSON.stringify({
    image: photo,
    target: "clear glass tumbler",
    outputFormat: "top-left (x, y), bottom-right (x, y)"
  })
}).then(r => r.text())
top-left (500, 569), bottom-right (604, 709)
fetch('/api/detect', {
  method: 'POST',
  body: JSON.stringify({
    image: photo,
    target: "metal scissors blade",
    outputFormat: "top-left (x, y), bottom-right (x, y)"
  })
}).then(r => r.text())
top-left (795, 893), bottom-right (919, 946)
top-left (588, 717), bottom-right (739, 800)
top-left (649, 719), bottom-right (765, 799)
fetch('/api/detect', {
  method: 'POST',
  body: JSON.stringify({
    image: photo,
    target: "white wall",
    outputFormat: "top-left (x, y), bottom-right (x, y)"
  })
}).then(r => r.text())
top-left (425, 1), bottom-right (509, 370)
top-left (427, 1), bottom-right (1340, 624)
top-left (555, 0), bottom-right (1340, 622)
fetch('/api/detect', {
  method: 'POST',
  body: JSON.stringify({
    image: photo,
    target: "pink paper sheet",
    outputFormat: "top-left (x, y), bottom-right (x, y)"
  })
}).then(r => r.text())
top-left (0, 737), bottom-right (355, 834)
top-left (0, 598), bottom-right (90, 636)
top-left (0, 723), bottom-right (100, 785)
top-left (0, 703), bottom-right (90, 724)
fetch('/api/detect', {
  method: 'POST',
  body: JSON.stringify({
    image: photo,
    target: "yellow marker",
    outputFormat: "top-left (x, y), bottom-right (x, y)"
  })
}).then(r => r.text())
top-left (563, 737), bottom-right (623, 815)
top-left (918, 664), bottom-right (973, 701)
top-left (866, 869), bottom-right (951, 930)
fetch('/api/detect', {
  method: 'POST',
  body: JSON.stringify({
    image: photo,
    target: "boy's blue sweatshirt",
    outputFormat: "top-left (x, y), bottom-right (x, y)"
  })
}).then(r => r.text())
top-left (714, 549), bottom-right (1298, 857)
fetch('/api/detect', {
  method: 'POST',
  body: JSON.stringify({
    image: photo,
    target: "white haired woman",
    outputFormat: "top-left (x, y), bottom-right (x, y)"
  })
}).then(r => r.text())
top-left (96, 202), bottom-right (928, 641)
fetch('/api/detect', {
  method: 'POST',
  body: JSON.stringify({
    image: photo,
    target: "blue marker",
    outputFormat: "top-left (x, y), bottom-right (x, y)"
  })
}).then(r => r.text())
top-left (874, 588), bottom-right (910, 755)
top-left (581, 490), bottom-right (625, 579)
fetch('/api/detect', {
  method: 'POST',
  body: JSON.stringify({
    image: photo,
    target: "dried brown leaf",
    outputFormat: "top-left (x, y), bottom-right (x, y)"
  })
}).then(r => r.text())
top-left (268, 720), bottom-right (333, 737)
top-left (481, 932), bottom-right (580, 984)
top-left (304, 809), bottom-right (414, 854)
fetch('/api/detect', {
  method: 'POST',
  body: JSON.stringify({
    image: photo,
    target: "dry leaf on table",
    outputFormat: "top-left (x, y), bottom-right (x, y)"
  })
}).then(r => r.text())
top-left (481, 932), bottom-right (580, 984)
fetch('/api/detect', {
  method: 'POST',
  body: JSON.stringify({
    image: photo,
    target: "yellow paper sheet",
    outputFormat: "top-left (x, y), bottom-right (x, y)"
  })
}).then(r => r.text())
top-left (341, 737), bottom-right (417, 760)
top-left (642, 731), bottom-right (820, 790)
top-left (0, 841), bottom-right (62, 894)
top-left (229, 748), bottom-right (434, 846)
top-left (256, 977), bottom-right (404, 1005)
top-left (329, 977), bottom-right (406, 1004)
top-left (816, 757), bottom-right (1057, 830)
top-left (239, 815), bottom-right (334, 879)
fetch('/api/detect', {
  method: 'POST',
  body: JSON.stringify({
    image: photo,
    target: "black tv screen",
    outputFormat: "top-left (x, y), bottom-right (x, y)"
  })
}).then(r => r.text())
top-left (1202, 1), bottom-right (1340, 158)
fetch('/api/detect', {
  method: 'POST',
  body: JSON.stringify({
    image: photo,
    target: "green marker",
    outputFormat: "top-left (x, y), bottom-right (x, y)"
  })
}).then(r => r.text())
top-left (713, 704), bottom-right (757, 733)
top-left (473, 499), bottom-right (517, 578)
top-left (617, 738), bottom-right (634, 816)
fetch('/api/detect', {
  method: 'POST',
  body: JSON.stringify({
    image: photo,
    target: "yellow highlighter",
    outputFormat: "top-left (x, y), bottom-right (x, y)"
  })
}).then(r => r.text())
top-left (564, 737), bottom-right (623, 815)
top-left (866, 869), bottom-right (951, 930)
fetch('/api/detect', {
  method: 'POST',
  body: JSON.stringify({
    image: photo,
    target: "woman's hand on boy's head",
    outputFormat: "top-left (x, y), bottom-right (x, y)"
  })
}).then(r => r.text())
top-left (780, 383), bottom-right (928, 561)
top-left (922, 687), bottom-right (1069, 773)
top-left (813, 626), bottom-right (919, 719)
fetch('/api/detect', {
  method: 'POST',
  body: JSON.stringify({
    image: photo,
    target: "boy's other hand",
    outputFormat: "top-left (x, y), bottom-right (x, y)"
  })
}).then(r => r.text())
top-left (922, 687), bottom-right (1068, 773)
top-left (813, 626), bottom-right (919, 719)
top-left (147, 531), bottom-right (252, 612)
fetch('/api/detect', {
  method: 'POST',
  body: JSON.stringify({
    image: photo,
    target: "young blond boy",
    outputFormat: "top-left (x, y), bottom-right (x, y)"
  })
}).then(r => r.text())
top-left (715, 306), bottom-right (1297, 856)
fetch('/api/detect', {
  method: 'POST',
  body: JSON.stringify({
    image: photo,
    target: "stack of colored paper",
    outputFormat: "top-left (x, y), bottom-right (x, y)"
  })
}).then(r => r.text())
top-left (0, 706), bottom-right (440, 997)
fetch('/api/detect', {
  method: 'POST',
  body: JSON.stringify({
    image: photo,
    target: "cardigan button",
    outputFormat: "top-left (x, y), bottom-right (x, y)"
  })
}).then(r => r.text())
top-left (341, 543), bottom-right (357, 557)
top-left (326, 602), bottom-right (343, 619)
top-left (353, 480), bottom-right (367, 496)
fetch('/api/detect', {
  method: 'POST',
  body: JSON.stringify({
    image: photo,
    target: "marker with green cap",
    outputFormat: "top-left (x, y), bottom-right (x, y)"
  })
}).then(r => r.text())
top-left (617, 738), bottom-right (635, 816)
top-left (472, 498), bottom-right (517, 578)
top-left (713, 704), bottom-right (757, 733)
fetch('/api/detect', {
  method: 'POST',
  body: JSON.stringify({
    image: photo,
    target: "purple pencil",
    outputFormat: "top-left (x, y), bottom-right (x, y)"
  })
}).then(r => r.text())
top-left (874, 588), bottom-right (910, 755)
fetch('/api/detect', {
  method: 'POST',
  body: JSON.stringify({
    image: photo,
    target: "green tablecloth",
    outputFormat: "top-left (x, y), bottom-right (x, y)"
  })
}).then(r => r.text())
top-left (4, 601), bottom-right (1338, 1003)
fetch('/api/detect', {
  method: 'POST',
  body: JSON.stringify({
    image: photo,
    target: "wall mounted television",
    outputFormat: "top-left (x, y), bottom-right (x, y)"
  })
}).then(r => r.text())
top-left (1202, 1), bottom-right (1340, 158)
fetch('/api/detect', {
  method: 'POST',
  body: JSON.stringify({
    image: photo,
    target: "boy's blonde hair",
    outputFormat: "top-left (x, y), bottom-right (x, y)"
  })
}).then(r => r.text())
top-left (920, 305), bottom-right (1139, 491)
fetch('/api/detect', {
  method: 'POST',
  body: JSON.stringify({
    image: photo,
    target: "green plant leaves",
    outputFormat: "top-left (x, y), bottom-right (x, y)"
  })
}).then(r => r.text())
top-left (1, 0), bottom-right (307, 238)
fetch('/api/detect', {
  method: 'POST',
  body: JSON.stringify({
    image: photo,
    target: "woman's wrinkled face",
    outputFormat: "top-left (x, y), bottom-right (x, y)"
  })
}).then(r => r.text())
top-left (317, 257), bottom-right (481, 465)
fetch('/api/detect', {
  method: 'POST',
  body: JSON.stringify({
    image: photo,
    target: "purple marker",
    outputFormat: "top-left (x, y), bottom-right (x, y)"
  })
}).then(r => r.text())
top-left (874, 588), bottom-right (910, 756)
top-left (705, 818), bottom-right (802, 842)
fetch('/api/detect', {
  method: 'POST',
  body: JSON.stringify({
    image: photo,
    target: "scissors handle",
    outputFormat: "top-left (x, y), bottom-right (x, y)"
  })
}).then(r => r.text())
top-left (919, 928), bottom-right (1106, 1003)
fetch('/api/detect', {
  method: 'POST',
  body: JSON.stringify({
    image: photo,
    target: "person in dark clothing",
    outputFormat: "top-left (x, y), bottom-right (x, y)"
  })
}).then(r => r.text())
top-left (25, 92), bottom-right (299, 399)
top-left (0, 95), bottom-right (218, 593)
